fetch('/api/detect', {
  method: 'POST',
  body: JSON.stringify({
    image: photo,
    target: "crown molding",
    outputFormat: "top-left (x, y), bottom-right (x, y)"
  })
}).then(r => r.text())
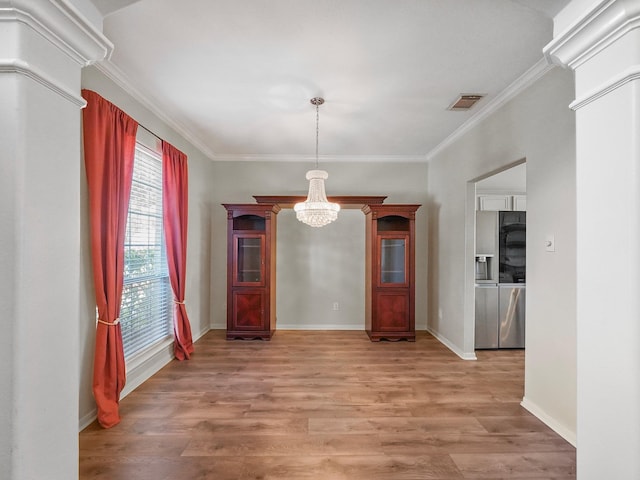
top-left (94, 60), bottom-right (218, 160)
top-left (0, 0), bottom-right (113, 65)
top-left (254, 195), bottom-right (387, 209)
top-left (0, 58), bottom-right (86, 106)
top-left (88, 60), bottom-right (434, 164)
top-left (95, 60), bottom-right (429, 164)
top-left (212, 153), bottom-right (428, 163)
top-left (426, 57), bottom-right (555, 162)
top-left (543, 0), bottom-right (640, 69)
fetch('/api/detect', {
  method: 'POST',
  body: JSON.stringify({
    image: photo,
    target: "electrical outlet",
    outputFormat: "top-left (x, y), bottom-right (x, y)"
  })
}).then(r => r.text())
top-left (333, 302), bottom-right (339, 311)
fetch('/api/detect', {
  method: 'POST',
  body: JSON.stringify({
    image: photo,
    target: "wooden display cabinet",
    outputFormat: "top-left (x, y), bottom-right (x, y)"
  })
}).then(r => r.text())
top-left (223, 204), bottom-right (280, 340)
top-left (363, 204), bottom-right (420, 341)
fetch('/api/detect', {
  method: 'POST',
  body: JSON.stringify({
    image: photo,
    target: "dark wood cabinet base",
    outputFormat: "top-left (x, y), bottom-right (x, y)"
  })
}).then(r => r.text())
top-left (366, 330), bottom-right (416, 342)
top-left (226, 330), bottom-right (275, 341)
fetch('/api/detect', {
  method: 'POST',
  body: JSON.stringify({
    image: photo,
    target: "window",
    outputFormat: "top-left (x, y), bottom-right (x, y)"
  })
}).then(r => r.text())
top-left (120, 142), bottom-right (172, 360)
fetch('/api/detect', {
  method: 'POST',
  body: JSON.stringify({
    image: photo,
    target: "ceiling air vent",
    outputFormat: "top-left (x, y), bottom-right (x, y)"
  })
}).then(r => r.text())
top-left (447, 94), bottom-right (485, 111)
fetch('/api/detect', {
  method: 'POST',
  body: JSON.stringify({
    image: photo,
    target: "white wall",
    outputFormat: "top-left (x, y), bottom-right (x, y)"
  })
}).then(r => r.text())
top-left (523, 72), bottom-right (577, 443)
top-left (1, 2), bottom-right (103, 477)
top-left (426, 67), bottom-right (577, 442)
top-left (550, 1), bottom-right (640, 475)
top-left (1, 66), bottom-right (82, 480)
top-left (576, 76), bottom-right (640, 479)
top-left (79, 66), bottom-right (215, 426)
top-left (209, 161), bottom-right (429, 331)
top-left (277, 209), bottom-right (365, 329)
top-left (0, 72), bottom-right (18, 480)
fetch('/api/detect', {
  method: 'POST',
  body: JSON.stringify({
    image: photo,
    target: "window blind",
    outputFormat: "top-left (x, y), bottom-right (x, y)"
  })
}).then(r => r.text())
top-left (120, 144), bottom-right (172, 360)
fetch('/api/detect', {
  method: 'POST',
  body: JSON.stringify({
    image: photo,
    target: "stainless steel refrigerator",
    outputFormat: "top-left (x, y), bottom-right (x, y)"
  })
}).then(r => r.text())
top-left (475, 211), bottom-right (526, 349)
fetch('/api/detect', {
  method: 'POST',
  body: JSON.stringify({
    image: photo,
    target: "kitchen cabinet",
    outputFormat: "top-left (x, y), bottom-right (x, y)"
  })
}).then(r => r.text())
top-left (478, 194), bottom-right (512, 211)
top-left (363, 204), bottom-right (420, 341)
top-left (223, 203), bottom-right (279, 340)
top-left (477, 194), bottom-right (526, 211)
top-left (513, 195), bottom-right (527, 211)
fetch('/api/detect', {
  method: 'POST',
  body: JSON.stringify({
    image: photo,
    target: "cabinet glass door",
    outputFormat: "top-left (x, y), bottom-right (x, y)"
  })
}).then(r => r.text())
top-left (234, 235), bottom-right (264, 285)
top-left (379, 236), bottom-right (407, 285)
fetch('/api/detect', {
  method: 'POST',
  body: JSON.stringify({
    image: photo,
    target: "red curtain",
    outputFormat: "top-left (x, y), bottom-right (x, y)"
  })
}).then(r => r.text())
top-left (81, 89), bottom-right (138, 428)
top-left (162, 141), bottom-right (194, 360)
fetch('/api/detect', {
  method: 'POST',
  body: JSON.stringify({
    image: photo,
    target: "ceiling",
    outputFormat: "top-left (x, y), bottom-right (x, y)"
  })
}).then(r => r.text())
top-left (93, 0), bottom-right (570, 161)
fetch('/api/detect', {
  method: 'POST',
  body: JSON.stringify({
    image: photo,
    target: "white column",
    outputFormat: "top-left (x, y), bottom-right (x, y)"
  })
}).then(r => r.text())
top-left (545, 1), bottom-right (640, 478)
top-left (0, 1), bottom-right (110, 479)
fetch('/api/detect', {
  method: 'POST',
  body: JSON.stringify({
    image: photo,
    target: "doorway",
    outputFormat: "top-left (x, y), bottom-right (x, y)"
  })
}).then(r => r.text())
top-left (468, 161), bottom-right (527, 352)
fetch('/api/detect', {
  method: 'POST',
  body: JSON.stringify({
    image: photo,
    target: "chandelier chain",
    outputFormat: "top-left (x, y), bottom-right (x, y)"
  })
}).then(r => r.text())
top-left (315, 102), bottom-right (320, 168)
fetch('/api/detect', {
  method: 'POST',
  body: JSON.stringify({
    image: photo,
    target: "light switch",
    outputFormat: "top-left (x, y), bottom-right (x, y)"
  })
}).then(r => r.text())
top-left (545, 235), bottom-right (555, 252)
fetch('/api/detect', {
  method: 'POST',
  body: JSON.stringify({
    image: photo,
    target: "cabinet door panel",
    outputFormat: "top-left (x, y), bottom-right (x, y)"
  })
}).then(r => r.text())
top-left (233, 234), bottom-right (265, 286)
top-left (513, 195), bottom-right (527, 211)
top-left (479, 194), bottom-right (512, 211)
top-left (377, 234), bottom-right (409, 287)
top-left (232, 290), bottom-right (265, 330)
top-left (375, 291), bottom-right (409, 331)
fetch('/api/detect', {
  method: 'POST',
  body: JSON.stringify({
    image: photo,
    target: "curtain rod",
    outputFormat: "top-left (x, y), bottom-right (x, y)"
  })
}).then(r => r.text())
top-left (139, 123), bottom-right (162, 142)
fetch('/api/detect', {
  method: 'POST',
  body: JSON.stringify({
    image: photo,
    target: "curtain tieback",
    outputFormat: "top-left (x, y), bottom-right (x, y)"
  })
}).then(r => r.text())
top-left (97, 317), bottom-right (120, 326)
top-left (174, 299), bottom-right (185, 305)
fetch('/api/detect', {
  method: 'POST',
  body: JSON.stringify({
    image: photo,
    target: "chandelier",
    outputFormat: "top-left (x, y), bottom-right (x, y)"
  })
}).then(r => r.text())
top-left (294, 97), bottom-right (340, 227)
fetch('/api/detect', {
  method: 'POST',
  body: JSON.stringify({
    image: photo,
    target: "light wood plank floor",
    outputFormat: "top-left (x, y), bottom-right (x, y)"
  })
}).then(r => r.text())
top-left (79, 330), bottom-right (575, 479)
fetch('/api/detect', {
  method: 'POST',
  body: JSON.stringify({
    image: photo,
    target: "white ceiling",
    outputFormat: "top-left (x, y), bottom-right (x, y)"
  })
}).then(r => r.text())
top-left (94, 0), bottom-right (570, 161)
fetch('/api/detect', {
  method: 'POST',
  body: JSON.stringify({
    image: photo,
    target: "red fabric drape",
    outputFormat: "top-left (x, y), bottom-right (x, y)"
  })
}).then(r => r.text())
top-left (162, 141), bottom-right (194, 360)
top-left (81, 89), bottom-right (138, 428)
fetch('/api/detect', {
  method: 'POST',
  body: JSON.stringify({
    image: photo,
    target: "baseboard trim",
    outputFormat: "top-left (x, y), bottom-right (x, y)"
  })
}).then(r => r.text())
top-left (426, 327), bottom-right (477, 360)
top-left (78, 408), bottom-right (98, 431)
top-left (122, 326), bottom-right (212, 398)
top-left (78, 327), bottom-right (212, 432)
top-left (78, 341), bottom-right (174, 432)
top-left (276, 323), bottom-right (365, 331)
top-left (192, 326), bottom-right (212, 343)
top-left (521, 397), bottom-right (576, 447)
top-left (211, 324), bottom-right (370, 331)
top-left (120, 342), bottom-right (174, 399)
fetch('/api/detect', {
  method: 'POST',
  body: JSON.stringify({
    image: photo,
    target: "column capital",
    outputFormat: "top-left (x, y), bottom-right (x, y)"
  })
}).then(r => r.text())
top-left (0, 0), bottom-right (113, 65)
top-left (543, 0), bottom-right (640, 70)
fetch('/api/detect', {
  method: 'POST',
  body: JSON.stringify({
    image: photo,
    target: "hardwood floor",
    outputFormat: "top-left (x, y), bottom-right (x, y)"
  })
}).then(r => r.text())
top-left (79, 330), bottom-right (575, 479)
